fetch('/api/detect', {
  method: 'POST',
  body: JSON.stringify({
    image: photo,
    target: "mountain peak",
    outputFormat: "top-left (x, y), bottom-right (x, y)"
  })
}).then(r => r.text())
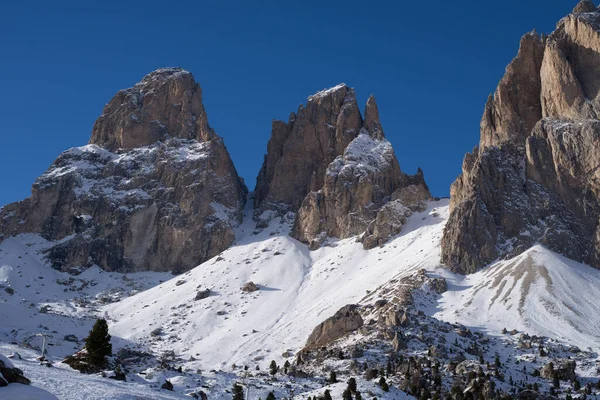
top-left (89, 68), bottom-right (215, 151)
top-left (572, 0), bottom-right (597, 13)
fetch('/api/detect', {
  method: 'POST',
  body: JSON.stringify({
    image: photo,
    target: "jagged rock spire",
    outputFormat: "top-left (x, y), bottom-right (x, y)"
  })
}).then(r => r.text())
top-left (363, 95), bottom-right (385, 140)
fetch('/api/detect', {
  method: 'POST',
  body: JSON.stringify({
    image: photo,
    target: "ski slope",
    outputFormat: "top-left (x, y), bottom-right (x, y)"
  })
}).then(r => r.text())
top-left (105, 199), bottom-right (449, 370)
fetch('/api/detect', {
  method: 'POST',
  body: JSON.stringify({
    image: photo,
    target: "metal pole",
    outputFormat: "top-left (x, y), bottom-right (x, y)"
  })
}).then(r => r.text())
top-left (41, 335), bottom-right (46, 359)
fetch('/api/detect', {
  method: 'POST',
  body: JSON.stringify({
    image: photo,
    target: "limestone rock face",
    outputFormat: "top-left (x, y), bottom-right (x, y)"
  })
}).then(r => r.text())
top-left (305, 304), bottom-right (363, 348)
top-left (0, 68), bottom-right (246, 273)
top-left (443, 3), bottom-right (600, 273)
top-left (254, 84), bottom-right (363, 212)
top-left (90, 68), bottom-right (216, 150)
top-left (257, 85), bottom-right (430, 249)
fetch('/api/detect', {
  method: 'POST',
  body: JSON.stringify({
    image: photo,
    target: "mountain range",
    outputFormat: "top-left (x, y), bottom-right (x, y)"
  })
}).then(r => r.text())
top-left (2, 1), bottom-right (600, 399)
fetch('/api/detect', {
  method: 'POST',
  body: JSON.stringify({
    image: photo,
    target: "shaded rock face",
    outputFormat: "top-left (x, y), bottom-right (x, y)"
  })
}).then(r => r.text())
top-left (305, 304), bottom-right (363, 348)
top-left (256, 85), bottom-right (430, 249)
top-left (0, 68), bottom-right (247, 273)
top-left (443, 3), bottom-right (600, 274)
top-left (0, 355), bottom-right (30, 386)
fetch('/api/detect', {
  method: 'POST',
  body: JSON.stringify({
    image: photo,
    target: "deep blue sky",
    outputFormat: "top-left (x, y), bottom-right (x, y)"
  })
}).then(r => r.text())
top-left (0, 1), bottom-right (579, 206)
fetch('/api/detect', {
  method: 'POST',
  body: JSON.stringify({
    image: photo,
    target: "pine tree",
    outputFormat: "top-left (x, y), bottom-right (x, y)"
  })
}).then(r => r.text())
top-left (379, 376), bottom-right (389, 392)
top-left (329, 370), bottom-right (337, 384)
top-left (266, 391), bottom-right (276, 400)
top-left (348, 377), bottom-right (357, 393)
top-left (85, 318), bottom-right (112, 367)
top-left (343, 389), bottom-right (352, 400)
top-left (232, 383), bottom-right (245, 400)
top-left (355, 392), bottom-right (362, 400)
top-left (323, 389), bottom-right (332, 400)
top-left (284, 360), bottom-right (291, 374)
top-left (269, 360), bottom-right (278, 376)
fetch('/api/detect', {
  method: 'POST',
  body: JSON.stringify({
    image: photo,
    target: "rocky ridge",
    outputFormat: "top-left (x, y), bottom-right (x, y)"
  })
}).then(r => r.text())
top-left (0, 68), bottom-right (247, 273)
top-left (255, 84), bottom-right (430, 249)
top-left (442, 1), bottom-right (600, 274)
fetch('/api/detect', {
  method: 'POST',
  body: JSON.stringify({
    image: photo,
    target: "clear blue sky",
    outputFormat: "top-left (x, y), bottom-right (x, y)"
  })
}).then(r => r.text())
top-left (0, 0), bottom-right (578, 206)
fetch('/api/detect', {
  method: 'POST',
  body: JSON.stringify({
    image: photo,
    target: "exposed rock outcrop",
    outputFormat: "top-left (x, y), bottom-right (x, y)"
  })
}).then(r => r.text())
top-left (256, 84), bottom-right (430, 249)
top-left (0, 354), bottom-right (30, 387)
top-left (305, 304), bottom-right (363, 348)
top-left (0, 68), bottom-right (247, 273)
top-left (442, 3), bottom-right (600, 273)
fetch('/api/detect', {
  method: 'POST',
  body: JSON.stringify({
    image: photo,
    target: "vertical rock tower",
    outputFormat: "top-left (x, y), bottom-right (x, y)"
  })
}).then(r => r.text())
top-left (442, 1), bottom-right (600, 273)
top-left (255, 84), bottom-right (430, 249)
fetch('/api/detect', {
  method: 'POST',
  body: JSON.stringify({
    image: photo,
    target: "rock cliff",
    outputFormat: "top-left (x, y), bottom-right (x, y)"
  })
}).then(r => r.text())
top-left (442, 1), bottom-right (600, 273)
top-left (0, 68), bottom-right (247, 273)
top-left (255, 85), bottom-right (430, 249)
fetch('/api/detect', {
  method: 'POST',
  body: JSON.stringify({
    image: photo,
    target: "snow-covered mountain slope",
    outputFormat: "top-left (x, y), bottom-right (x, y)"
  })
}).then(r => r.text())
top-left (105, 199), bottom-right (449, 370)
top-left (435, 245), bottom-right (600, 350)
top-left (0, 234), bottom-right (173, 358)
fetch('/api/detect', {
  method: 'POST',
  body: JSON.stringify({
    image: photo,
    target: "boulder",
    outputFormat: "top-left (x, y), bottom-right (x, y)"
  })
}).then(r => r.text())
top-left (540, 360), bottom-right (577, 382)
top-left (241, 282), bottom-right (259, 293)
top-left (0, 354), bottom-right (30, 386)
top-left (305, 305), bottom-right (363, 348)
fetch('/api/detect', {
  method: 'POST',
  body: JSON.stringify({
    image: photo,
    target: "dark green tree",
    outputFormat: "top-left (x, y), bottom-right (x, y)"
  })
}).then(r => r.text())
top-left (348, 377), bottom-right (357, 393)
top-left (232, 383), bottom-right (244, 400)
top-left (323, 389), bottom-right (332, 400)
top-left (342, 389), bottom-right (352, 400)
top-left (329, 370), bottom-right (338, 384)
top-left (269, 360), bottom-right (278, 376)
top-left (379, 376), bottom-right (389, 392)
top-left (266, 391), bottom-right (276, 400)
top-left (355, 392), bottom-right (362, 400)
top-left (284, 360), bottom-right (291, 374)
top-left (85, 318), bottom-right (112, 367)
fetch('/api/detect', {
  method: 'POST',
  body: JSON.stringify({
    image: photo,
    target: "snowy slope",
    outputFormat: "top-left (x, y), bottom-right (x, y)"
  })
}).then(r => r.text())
top-left (0, 234), bottom-right (173, 358)
top-left (105, 199), bottom-right (449, 370)
top-left (434, 245), bottom-right (600, 350)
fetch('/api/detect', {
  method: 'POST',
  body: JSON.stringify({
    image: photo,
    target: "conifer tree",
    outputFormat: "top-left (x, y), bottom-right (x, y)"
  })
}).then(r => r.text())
top-left (342, 389), bottom-right (352, 400)
top-left (379, 376), bottom-right (389, 392)
top-left (329, 370), bottom-right (337, 384)
top-left (232, 383), bottom-right (245, 400)
top-left (348, 377), bottom-right (357, 393)
top-left (269, 360), bottom-right (278, 376)
top-left (266, 391), bottom-right (276, 400)
top-left (323, 389), bottom-right (332, 400)
top-left (85, 318), bottom-right (112, 367)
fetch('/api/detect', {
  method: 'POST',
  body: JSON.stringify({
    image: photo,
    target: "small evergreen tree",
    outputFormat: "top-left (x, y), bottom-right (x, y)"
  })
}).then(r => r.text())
top-left (269, 360), bottom-right (278, 376)
top-left (284, 360), bottom-right (290, 374)
top-left (342, 389), bottom-right (352, 400)
top-left (329, 370), bottom-right (338, 384)
top-left (355, 392), bottom-right (362, 400)
top-left (266, 391), bottom-right (276, 400)
top-left (348, 377), bottom-right (357, 393)
top-left (379, 376), bottom-right (389, 392)
top-left (323, 389), bottom-right (332, 400)
top-left (85, 318), bottom-right (112, 367)
top-left (232, 383), bottom-right (245, 400)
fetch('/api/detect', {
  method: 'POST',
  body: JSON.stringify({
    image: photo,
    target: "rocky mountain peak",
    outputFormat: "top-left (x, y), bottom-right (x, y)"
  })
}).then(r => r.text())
top-left (255, 84), bottom-right (430, 250)
top-left (89, 67), bottom-right (215, 151)
top-left (0, 69), bottom-right (246, 273)
top-left (443, 2), bottom-right (600, 274)
top-left (573, 0), bottom-right (597, 14)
